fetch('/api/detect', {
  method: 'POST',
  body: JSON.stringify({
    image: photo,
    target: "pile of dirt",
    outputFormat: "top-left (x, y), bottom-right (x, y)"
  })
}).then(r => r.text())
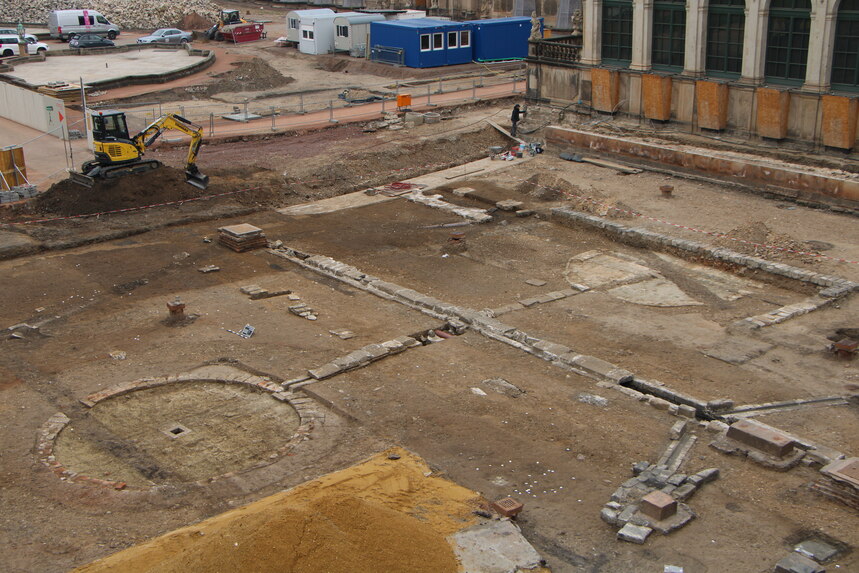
top-left (21, 168), bottom-right (220, 217)
top-left (206, 59), bottom-right (295, 96)
top-left (75, 448), bottom-right (479, 573)
top-left (714, 221), bottom-right (821, 263)
top-left (177, 12), bottom-right (212, 30)
top-left (516, 173), bottom-right (634, 218)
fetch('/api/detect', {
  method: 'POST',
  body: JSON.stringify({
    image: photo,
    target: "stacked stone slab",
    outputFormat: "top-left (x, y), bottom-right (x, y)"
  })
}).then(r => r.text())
top-left (9, 0), bottom-right (219, 30)
top-left (218, 224), bottom-right (267, 252)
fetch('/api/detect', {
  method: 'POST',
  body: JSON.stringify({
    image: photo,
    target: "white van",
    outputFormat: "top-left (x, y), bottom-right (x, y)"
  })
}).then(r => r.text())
top-left (0, 36), bottom-right (49, 57)
top-left (48, 10), bottom-right (121, 41)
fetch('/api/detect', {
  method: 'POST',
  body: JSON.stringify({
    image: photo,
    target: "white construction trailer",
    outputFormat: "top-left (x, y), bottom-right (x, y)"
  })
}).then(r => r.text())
top-left (333, 12), bottom-right (385, 56)
top-left (285, 8), bottom-right (334, 43)
top-left (300, 11), bottom-right (363, 55)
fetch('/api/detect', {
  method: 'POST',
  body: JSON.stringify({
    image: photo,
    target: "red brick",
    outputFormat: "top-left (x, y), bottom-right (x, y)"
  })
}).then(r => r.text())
top-left (639, 490), bottom-right (677, 521)
top-left (491, 497), bottom-right (524, 518)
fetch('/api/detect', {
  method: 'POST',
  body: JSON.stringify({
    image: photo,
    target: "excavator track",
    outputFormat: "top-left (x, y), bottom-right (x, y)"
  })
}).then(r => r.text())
top-left (101, 159), bottom-right (162, 179)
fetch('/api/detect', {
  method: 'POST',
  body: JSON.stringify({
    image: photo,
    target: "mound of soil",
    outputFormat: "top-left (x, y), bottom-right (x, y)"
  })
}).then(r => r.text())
top-left (207, 59), bottom-right (295, 96)
top-left (516, 174), bottom-right (634, 218)
top-left (177, 13), bottom-right (212, 30)
top-left (715, 221), bottom-right (821, 263)
top-left (26, 168), bottom-right (222, 217)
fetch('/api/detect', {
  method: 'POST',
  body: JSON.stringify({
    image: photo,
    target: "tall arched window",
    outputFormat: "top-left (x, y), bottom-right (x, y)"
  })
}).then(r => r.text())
top-left (832, 0), bottom-right (859, 88)
top-left (706, 0), bottom-right (745, 76)
top-left (652, 0), bottom-right (686, 70)
top-left (602, 0), bottom-right (633, 65)
top-left (764, 0), bottom-right (811, 83)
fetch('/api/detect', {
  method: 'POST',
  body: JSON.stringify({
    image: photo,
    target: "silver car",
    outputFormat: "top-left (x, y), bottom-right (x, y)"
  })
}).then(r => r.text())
top-left (137, 28), bottom-right (193, 45)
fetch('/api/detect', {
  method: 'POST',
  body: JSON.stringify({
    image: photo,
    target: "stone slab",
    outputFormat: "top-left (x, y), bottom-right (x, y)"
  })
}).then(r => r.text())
top-left (617, 523), bottom-right (652, 544)
top-left (448, 520), bottom-right (542, 573)
top-left (774, 553), bottom-right (826, 573)
top-left (726, 419), bottom-right (796, 458)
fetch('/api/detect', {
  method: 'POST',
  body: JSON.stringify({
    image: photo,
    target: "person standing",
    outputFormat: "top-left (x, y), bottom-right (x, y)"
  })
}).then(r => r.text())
top-left (511, 104), bottom-right (526, 137)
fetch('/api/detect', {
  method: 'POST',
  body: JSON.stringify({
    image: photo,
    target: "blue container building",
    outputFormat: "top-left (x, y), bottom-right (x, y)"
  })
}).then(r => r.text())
top-left (370, 19), bottom-right (473, 68)
top-left (468, 17), bottom-right (538, 61)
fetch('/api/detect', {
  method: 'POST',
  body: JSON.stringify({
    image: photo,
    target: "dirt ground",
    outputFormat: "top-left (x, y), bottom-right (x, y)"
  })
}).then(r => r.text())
top-left (1, 10), bottom-right (859, 571)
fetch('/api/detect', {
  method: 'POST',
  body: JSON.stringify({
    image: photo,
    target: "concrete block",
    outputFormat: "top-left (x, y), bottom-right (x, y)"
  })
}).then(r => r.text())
top-left (362, 344), bottom-right (388, 360)
top-left (672, 483), bottom-right (697, 502)
top-left (677, 404), bottom-right (697, 419)
top-left (669, 421), bottom-right (688, 440)
top-left (496, 199), bottom-right (523, 211)
top-left (727, 419), bottom-right (796, 458)
top-left (308, 363), bottom-right (341, 380)
top-left (693, 468), bottom-right (720, 485)
top-left (600, 507), bottom-right (618, 525)
top-left (617, 523), bottom-right (652, 544)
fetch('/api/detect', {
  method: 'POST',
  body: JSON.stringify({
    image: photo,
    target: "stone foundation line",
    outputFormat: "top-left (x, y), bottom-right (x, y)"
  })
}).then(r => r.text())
top-left (267, 245), bottom-right (852, 468)
top-left (551, 207), bottom-right (858, 331)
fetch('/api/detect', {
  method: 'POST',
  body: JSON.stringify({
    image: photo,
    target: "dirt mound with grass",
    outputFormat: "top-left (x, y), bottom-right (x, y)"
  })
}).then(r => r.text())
top-left (714, 221), bottom-right (821, 263)
top-left (516, 173), bottom-right (634, 218)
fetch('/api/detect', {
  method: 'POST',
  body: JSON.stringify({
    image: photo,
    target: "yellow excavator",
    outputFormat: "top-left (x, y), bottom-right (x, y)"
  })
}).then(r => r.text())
top-left (72, 110), bottom-right (209, 189)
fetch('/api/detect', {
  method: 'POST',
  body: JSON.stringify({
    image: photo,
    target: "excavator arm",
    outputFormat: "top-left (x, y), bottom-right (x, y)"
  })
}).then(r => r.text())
top-left (133, 114), bottom-right (209, 189)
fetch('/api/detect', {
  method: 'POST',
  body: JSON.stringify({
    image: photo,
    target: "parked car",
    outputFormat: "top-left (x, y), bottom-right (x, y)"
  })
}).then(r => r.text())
top-left (137, 28), bottom-right (193, 44)
top-left (48, 9), bottom-right (120, 41)
top-left (69, 33), bottom-right (115, 49)
top-left (0, 35), bottom-right (49, 57)
top-left (0, 30), bottom-right (39, 43)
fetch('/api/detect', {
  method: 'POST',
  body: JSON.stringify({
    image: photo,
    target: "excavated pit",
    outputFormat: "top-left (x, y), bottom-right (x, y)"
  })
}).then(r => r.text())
top-left (53, 381), bottom-right (302, 487)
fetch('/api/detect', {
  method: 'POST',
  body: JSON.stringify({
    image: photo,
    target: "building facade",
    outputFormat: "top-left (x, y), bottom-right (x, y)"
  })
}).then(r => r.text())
top-left (527, 0), bottom-right (859, 149)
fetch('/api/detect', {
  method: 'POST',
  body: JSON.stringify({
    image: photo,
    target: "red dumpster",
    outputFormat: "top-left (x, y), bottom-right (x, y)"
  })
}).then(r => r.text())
top-left (221, 23), bottom-right (265, 44)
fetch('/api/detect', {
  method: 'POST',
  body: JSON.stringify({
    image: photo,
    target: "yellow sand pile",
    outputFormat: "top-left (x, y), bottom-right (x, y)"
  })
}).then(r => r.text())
top-left (75, 448), bottom-right (483, 573)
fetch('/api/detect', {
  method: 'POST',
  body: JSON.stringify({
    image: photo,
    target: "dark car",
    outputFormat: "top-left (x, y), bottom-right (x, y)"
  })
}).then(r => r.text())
top-left (137, 28), bottom-right (193, 44)
top-left (69, 33), bottom-right (115, 49)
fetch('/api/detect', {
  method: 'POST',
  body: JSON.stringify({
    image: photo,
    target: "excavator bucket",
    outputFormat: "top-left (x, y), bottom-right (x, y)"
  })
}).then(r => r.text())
top-left (185, 170), bottom-right (209, 190)
top-left (69, 171), bottom-right (95, 188)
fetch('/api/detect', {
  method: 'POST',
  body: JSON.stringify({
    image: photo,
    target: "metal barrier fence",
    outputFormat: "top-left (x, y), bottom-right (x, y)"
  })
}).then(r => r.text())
top-left (370, 45), bottom-right (405, 66)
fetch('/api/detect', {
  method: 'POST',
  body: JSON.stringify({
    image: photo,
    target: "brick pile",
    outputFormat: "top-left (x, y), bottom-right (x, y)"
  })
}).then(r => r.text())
top-left (10, 0), bottom-right (219, 30)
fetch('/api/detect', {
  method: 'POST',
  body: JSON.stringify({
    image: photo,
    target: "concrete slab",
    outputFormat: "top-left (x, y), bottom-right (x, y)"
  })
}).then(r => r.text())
top-left (2, 50), bottom-right (208, 86)
top-left (565, 250), bottom-right (656, 289)
top-left (448, 519), bottom-right (542, 573)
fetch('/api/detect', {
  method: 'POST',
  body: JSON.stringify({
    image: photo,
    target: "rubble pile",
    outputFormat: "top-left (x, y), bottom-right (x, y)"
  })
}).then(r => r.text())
top-left (10, 0), bottom-right (220, 30)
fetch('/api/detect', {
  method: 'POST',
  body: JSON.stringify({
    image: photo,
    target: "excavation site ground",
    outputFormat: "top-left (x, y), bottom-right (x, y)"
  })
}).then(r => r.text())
top-left (1, 6), bottom-right (858, 573)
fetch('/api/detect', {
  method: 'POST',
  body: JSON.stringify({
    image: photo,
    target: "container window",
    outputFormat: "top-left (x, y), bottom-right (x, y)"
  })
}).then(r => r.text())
top-left (302, 29), bottom-right (314, 40)
top-left (289, 18), bottom-right (299, 30)
top-left (420, 34), bottom-right (431, 51)
top-left (337, 25), bottom-right (349, 38)
top-left (460, 30), bottom-right (470, 47)
top-left (447, 31), bottom-right (458, 48)
top-left (433, 33), bottom-right (443, 50)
